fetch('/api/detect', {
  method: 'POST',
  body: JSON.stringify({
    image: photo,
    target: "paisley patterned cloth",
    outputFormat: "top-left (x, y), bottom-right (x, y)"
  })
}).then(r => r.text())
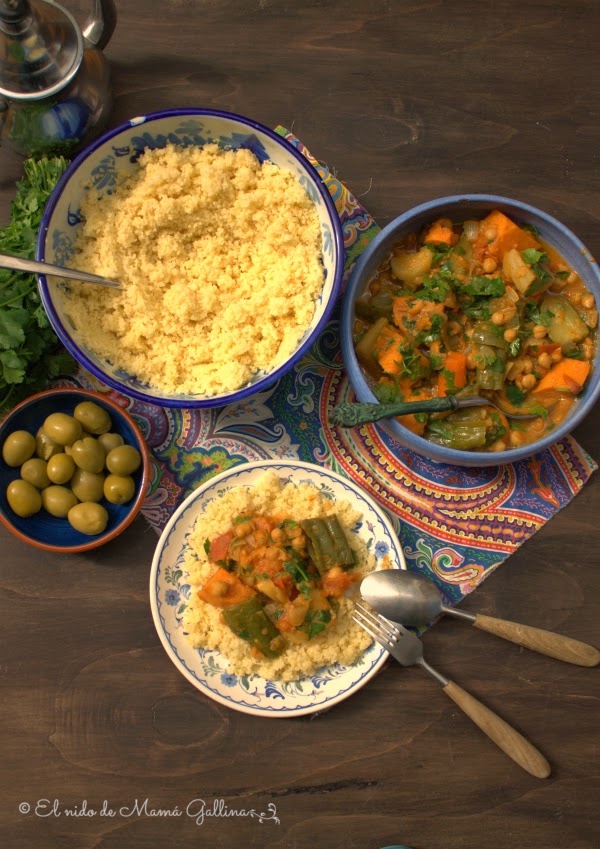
top-left (52, 128), bottom-right (597, 610)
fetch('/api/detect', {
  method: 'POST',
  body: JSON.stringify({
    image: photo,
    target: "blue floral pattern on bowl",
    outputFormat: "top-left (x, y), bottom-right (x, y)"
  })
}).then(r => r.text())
top-left (36, 109), bottom-right (344, 408)
top-left (150, 460), bottom-right (406, 717)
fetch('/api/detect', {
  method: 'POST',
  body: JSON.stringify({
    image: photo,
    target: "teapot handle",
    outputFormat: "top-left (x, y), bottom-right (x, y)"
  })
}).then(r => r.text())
top-left (83, 0), bottom-right (117, 50)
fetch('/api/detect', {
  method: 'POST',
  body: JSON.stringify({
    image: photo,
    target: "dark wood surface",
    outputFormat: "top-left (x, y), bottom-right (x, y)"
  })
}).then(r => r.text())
top-left (1, 2), bottom-right (599, 848)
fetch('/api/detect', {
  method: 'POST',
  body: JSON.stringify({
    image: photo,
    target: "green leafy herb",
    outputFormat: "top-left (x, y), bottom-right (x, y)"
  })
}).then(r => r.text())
top-left (429, 354), bottom-right (445, 370)
top-left (424, 241), bottom-right (453, 266)
top-left (522, 224), bottom-right (541, 238)
top-left (555, 270), bottom-right (571, 280)
top-left (303, 609), bottom-right (332, 639)
top-left (521, 248), bottom-right (545, 265)
top-left (0, 156), bottom-right (76, 412)
top-left (415, 313), bottom-right (446, 345)
top-left (525, 302), bottom-right (555, 327)
top-left (373, 381), bottom-right (404, 404)
top-left (506, 384), bottom-right (527, 407)
top-left (233, 515), bottom-right (252, 524)
top-left (484, 412), bottom-right (507, 447)
top-left (284, 557), bottom-right (310, 588)
top-left (462, 275), bottom-right (505, 297)
top-left (203, 538), bottom-right (211, 557)
top-left (414, 412), bottom-right (428, 423)
top-left (564, 346), bottom-right (587, 360)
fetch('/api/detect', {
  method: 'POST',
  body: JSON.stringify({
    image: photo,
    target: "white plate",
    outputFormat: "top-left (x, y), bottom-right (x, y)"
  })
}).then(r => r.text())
top-left (150, 460), bottom-right (406, 717)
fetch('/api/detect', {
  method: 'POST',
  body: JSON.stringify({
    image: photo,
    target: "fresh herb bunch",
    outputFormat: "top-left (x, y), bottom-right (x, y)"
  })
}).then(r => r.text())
top-left (0, 156), bottom-right (76, 412)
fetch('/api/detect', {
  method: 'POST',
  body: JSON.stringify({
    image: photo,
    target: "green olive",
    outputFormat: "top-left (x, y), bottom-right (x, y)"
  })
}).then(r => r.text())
top-left (2, 430), bottom-right (35, 467)
top-left (103, 474), bottom-right (135, 505)
top-left (36, 427), bottom-right (63, 461)
top-left (97, 432), bottom-right (124, 454)
top-left (73, 401), bottom-right (112, 435)
top-left (47, 453), bottom-right (76, 485)
top-left (71, 437), bottom-right (105, 473)
top-left (41, 485), bottom-right (79, 518)
top-left (106, 444), bottom-right (142, 476)
top-left (71, 468), bottom-right (105, 503)
top-left (6, 479), bottom-right (42, 517)
top-left (20, 458), bottom-right (51, 489)
top-left (43, 413), bottom-right (82, 447)
top-left (68, 502), bottom-right (109, 535)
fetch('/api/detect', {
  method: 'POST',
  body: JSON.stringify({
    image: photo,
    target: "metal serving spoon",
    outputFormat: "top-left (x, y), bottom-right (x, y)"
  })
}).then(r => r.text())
top-left (0, 253), bottom-right (122, 289)
top-left (361, 570), bottom-right (600, 667)
top-left (331, 394), bottom-right (539, 428)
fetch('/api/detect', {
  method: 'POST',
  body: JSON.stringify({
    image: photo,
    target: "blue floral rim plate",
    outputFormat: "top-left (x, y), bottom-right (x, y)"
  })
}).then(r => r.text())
top-left (149, 459), bottom-right (406, 717)
top-left (36, 108), bottom-right (345, 408)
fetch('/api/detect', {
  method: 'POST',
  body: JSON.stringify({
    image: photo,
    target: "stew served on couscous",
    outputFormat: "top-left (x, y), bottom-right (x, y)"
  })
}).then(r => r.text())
top-left (199, 512), bottom-right (360, 659)
top-left (353, 210), bottom-right (597, 451)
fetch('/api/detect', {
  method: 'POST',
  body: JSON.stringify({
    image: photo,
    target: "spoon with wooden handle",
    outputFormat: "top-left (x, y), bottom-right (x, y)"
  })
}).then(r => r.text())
top-left (361, 570), bottom-right (600, 667)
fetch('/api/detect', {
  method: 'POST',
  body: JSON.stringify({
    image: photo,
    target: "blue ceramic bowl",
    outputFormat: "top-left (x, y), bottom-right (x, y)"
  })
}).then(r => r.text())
top-left (36, 109), bottom-right (344, 408)
top-left (0, 389), bottom-right (150, 552)
top-left (341, 194), bottom-right (600, 467)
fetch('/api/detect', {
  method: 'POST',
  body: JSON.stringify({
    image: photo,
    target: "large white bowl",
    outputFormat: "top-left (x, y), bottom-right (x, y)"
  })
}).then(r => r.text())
top-left (36, 109), bottom-right (344, 408)
top-left (149, 460), bottom-right (406, 718)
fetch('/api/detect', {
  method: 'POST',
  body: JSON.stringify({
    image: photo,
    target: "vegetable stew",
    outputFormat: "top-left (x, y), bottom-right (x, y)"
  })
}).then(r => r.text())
top-left (198, 512), bottom-right (360, 658)
top-left (353, 210), bottom-right (597, 451)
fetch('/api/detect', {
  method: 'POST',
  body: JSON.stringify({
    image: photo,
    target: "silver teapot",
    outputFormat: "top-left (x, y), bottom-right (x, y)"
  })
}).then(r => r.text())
top-left (0, 0), bottom-right (116, 156)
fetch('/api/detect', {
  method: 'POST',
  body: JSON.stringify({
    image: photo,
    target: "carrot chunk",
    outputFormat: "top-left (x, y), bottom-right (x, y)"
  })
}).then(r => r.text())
top-left (437, 351), bottom-right (467, 396)
top-left (198, 567), bottom-right (256, 609)
top-left (473, 210), bottom-right (540, 262)
top-left (373, 325), bottom-right (405, 376)
top-left (423, 219), bottom-right (458, 246)
top-left (534, 359), bottom-right (591, 394)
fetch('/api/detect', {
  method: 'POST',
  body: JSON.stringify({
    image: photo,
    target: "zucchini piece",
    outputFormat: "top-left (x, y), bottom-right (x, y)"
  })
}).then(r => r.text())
top-left (540, 295), bottom-right (589, 348)
top-left (300, 516), bottom-right (354, 575)
top-left (390, 246), bottom-right (434, 288)
top-left (355, 316), bottom-right (388, 373)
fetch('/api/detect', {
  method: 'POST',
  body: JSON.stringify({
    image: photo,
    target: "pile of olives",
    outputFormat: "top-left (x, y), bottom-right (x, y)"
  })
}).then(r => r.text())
top-left (2, 400), bottom-right (142, 536)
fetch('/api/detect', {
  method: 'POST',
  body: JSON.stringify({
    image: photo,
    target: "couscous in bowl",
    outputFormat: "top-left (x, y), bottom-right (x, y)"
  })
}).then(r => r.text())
top-left (36, 109), bottom-right (344, 408)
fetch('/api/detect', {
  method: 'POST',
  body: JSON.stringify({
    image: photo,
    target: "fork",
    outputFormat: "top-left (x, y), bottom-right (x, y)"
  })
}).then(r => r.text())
top-left (353, 603), bottom-right (551, 778)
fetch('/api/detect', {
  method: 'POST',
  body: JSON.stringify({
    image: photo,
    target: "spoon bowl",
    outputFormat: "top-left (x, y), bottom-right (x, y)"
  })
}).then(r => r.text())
top-left (360, 569), bottom-right (600, 666)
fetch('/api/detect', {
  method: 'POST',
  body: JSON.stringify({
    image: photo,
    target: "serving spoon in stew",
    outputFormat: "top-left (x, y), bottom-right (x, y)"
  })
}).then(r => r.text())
top-left (361, 570), bottom-right (600, 667)
top-left (0, 253), bottom-right (122, 289)
top-left (330, 393), bottom-right (541, 427)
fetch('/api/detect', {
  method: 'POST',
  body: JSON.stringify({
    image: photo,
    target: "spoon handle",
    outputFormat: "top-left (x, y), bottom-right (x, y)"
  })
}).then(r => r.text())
top-left (0, 253), bottom-right (122, 289)
top-left (330, 395), bottom-right (457, 427)
top-left (472, 614), bottom-right (600, 666)
top-left (442, 680), bottom-right (551, 778)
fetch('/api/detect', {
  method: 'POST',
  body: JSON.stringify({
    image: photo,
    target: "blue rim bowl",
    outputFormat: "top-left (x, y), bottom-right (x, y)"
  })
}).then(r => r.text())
top-left (341, 194), bottom-right (600, 467)
top-left (0, 389), bottom-right (150, 552)
top-left (36, 108), bottom-right (344, 408)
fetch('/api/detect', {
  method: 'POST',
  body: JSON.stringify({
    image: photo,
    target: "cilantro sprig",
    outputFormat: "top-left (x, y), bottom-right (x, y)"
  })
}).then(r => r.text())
top-left (0, 157), bottom-right (76, 411)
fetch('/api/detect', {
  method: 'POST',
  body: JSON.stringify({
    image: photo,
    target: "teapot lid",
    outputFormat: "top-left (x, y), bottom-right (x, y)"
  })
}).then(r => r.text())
top-left (0, 0), bottom-right (84, 100)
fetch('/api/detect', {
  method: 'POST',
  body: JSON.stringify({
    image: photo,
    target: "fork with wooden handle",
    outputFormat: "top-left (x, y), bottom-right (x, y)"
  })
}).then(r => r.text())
top-left (353, 603), bottom-right (551, 778)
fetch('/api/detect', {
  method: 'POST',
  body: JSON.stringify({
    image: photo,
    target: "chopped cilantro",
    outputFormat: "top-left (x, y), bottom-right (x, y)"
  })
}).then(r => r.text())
top-left (429, 354), bottom-right (445, 370)
top-left (424, 241), bottom-right (453, 266)
top-left (522, 224), bottom-right (541, 238)
top-left (555, 270), bottom-right (571, 280)
top-left (564, 346), bottom-right (587, 360)
top-left (525, 302), bottom-right (554, 327)
top-left (284, 557), bottom-right (310, 587)
top-left (521, 248), bottom-right (545, 265)
top-left (506, 384), bottom-right (527, 406)
top-left (415, 313), bottom-right (446, 345)
top-left (414, 412), bottom-right (428, 423)
top-left (203, 538), bottom-right (211, 557)
top-left (462, 275), bottom-right (505, 297)
top-left (373, 381), bottom-right (404, 404)
top-left (303, 609), bottom-right (332, 639)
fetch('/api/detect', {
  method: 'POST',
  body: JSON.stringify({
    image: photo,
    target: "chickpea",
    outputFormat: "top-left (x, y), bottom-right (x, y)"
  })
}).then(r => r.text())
top-left (286, 524), bottom-right (303, 539)
top-left (491, 311), bottom-right (505, 326)
top-left (538, 352), bottom-right (553, 369)
top-left (570, 291), bottom-right (582, 305)
top-left (533, 325), bottom-right (548, 338)
top-left (254, 529), bottom-right (268, 545)
top-left (521, 374), bottom-right (537, 390)
top-left (482, 225), bottom-right (498, 241)
top-left (582, 293), bottom-right (595, 309)
top-left (503, 328), bottom-right (518, 342)
top-left (583, 338), bottom-right (595, 359)
top-left (490, 439), bottom-right (507, 452)
top-left (482, 257), bottom-right (498, 273)
top-left (265, 546), bottom-right (281, 561)
top-left (509, 430), bottom-right (524, 447)
top-left (291, 535), bottom-right (306, 552)
top-left (551, 349), bottom-right (563, 363)
top-left (522, 357), bottom-right (534, 374)
top-left (234, 520), bottom-right (253, 538)
top-left (270, 527), bottom-right (285, 543)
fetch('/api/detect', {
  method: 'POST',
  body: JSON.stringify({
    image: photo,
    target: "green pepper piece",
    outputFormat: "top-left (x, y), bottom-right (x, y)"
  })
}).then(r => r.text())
top-left (300, 515), bottom-right (354, 575)
top-left (222, 596), bottom-right (285, 658)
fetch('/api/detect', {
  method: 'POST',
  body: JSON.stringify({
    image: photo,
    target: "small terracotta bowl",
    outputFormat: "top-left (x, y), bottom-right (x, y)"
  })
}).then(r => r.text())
top-left (0, 388), bottom-right (150, 552)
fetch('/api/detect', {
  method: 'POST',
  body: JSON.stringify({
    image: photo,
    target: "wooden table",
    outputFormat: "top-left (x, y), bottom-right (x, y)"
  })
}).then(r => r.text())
top-left (1, 2), bottom-right (599, 848)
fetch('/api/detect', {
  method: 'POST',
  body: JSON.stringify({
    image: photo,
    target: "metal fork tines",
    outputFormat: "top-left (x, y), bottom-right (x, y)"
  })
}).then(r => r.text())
top-left (353, 603), bottom-right (448, 684)
top-left (352, 602), bottom-right (551, 779)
